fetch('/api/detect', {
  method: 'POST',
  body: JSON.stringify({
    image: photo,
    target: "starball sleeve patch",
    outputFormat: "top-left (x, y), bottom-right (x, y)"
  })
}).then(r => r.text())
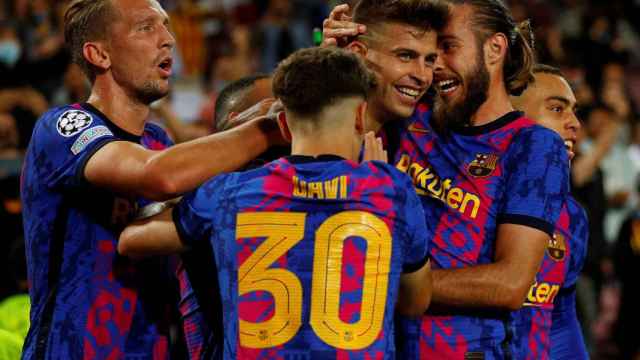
top-left (56, 109), bottom-right (93, 137)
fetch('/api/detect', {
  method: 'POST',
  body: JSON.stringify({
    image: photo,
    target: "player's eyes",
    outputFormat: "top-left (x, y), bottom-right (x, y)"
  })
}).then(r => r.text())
top-left (425, 55), bottom-right (437, 67)
top-left (397, 53), bottom-right (413, 61)
top-left (139, 23), bottom-right (154, 31)
top-left (549, 105), bottom-right (563, 113)
top-left (440, 42), bottom-right (456, 53)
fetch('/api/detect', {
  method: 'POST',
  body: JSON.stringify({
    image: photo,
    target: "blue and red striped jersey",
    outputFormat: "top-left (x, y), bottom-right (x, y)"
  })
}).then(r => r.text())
top-left (510, 198), bottom-right (571, 359)
top-left (21, 103), bottom-right (174, 359)
top-left (173, 155), bottom-right (430, 359)
top-left (393, 105), bottom-right (570, 359)
top-left (549, 197), bottom-right (589, 360)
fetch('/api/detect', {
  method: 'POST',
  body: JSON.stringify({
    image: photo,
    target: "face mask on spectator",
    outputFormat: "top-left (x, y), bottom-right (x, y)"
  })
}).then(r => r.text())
top-left (0, 41), bottom-right (21, 67)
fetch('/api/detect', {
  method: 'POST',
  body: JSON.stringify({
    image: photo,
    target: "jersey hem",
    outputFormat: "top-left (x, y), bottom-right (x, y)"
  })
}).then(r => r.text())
top-left (402, 255), bottom-right (430, 274)
top-left (497, 213), bottom-right (554, 237)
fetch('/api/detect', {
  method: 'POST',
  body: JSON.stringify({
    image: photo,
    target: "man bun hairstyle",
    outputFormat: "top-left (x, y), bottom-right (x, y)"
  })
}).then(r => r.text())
top-left (64, 0), bottom-right (116, 83)
top-left (272, 47), bottom-right (376, 118)
top-left (452, 0), bottom-right (536, 95)
top-left (353, 0), bottom-right (450, 34)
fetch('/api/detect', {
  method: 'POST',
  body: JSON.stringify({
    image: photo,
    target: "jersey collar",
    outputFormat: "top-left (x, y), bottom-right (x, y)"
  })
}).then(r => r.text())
top-left (452, 111), bottom-right (523, 136)
top-left (80, 103), bottom-right (142, 143)
top-left (286, 154), bottom-right (346, 164)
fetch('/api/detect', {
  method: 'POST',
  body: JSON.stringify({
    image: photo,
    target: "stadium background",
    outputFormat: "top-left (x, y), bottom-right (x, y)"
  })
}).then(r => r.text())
top-left (0, 0), bottom-right (639, 358)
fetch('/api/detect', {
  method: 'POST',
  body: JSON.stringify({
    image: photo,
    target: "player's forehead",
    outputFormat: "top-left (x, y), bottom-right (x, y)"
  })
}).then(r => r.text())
top-left (438, 4), bottom-right (474, 43)
top-left (371, 22), bottom-right (437, 52)
top-left (111, 0), bottom-right (168, 24)
top-left (534, 73), bottom-right (577, 106)
top-left (251, 78), bottom-right (274, 100)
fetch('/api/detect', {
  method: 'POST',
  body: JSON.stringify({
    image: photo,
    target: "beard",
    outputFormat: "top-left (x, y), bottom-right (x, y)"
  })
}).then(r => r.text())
top-left (433, 50), bottom-right (490, 133)
top-left (136, 80), bottom-right (169, 105)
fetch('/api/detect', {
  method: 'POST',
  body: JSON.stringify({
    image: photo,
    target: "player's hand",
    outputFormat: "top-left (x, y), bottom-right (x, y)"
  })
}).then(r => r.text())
top-left (362, 131), bottom-right (387, 163)
top-left (266, 99), bottom-right (284, 121)
top-left (321, 4), bottom-right (366, 48)
top-left (222, 98), bottom-right (277, 131)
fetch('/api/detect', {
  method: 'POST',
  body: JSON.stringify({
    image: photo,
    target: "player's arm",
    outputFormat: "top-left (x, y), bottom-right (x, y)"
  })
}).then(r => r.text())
top-left (430, 224), bottom-right (547, 311)
top-left (117, 208), bottom-right (186, 259)
top-left (430, 129), bottom-right (569, 311)
top-left (85, 115), bottom-right (280, 201)
top-left (397, 260), bottom-right (432, 316)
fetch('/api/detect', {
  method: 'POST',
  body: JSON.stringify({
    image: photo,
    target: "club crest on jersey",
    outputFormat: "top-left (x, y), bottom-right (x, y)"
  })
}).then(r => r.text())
top-left (57, 109), bottom-right (93, 137)
top-left (547, 232), bottom-right (566, 261)
top-left (467, 153), bottom-right (498, 178)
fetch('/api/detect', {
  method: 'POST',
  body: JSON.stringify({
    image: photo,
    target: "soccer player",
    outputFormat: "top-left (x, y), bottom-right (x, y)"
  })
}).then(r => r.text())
top-left (511, 64), bottom-right (588, 360)
top-left (324, 1), bottom-right (570, 358)
top-left (214, 74), bottom-right (274, 132)
top-left (178, 73), bottom-right (283, 360)
top-left (20, 0), bottom-right (282, 358)
top-left (325, 0), bottom-right (449, 136)
top-left (118, 46), bottom-right (434, 359)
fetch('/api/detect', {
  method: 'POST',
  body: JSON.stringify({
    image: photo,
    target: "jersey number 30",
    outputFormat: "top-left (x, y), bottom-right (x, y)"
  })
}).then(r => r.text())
top-left (237, 211), bottom-right (392, 350)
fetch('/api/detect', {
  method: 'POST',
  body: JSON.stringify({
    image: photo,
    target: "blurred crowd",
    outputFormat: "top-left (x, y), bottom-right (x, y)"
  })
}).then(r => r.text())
top-left (0, 0), bottom-right (639, 358)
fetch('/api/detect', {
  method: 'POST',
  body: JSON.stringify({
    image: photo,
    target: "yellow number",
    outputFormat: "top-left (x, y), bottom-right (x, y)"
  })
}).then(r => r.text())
top-left (310, 211), bottom-right (392, 349)
top-left (237, 212), bottom-right (306, 348)
top-left (236, 211), bottom-right (392, 350)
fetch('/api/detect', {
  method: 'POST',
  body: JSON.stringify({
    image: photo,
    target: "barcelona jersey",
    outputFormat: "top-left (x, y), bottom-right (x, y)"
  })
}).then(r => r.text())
top-left (21, 103), bottom-right (174, 359)
top-left (173, 155), bottom-right (430, 359)
top-left (393, 105), bottom-right (569, 359)
top-left (549, 197), bottom-right (588, 360)
top-left (511, 196), bottom-right (587, 359)
top-left (177, 249), bottom-right (222, 360)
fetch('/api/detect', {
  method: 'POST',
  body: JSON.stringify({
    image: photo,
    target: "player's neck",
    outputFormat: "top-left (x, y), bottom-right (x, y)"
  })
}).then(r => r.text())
top-left (86, 80), bottom-right (150, 136)
top-left (365, 102), bottom-right (393, 133)
top-left (470, 80), bottom-right (514, 127)
top-left (291, 135), bottom-right (359, 162)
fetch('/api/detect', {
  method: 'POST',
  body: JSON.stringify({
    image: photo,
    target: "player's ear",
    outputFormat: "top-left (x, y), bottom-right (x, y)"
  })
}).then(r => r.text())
top-left (484, 33), bottom-right (508, 67)
top-left (346, 40), bottom-right (368, 58)
top-left (277, 111), bottom-right (292, 143)
top-left (355, 100), bottom-right (367, 135)
top-left (83, 41), bottom-right (111, 71)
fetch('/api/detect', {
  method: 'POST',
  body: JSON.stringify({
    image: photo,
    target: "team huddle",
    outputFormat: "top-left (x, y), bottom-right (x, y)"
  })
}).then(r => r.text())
top-left (20, 0), bottom-right (587, 359)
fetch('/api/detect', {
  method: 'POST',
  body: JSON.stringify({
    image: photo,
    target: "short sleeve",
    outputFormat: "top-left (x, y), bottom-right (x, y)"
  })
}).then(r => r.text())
top-left (395, 171), bottom-right (430, 273)
top-left (33, 107), bottom-right (119, 190)
top-left (498, 127), bottom-right (570, 237)
top-left (173, 175), bottom-right (227, 247)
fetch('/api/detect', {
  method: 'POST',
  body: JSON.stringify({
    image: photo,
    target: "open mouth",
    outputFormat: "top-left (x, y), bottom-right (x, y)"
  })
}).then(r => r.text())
top-left (564, 139), bottom-right (575, 160)
top-left (437, 79), bottom-right (461, 95)
top-left (158, 58), bottom-right (173, 76)
top-left (395, 86), bottom-right (422, 99)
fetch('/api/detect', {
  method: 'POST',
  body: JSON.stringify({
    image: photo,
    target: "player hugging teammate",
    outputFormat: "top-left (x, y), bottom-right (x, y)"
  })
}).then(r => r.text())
top-left (21, 0), bottom-right (588, 359)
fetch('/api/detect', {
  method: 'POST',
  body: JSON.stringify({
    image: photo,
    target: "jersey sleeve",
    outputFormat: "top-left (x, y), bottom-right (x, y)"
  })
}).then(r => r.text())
top-left (173, 175), bottom-right (227, 247)
top-left (498, 127), bottom-right (570, 237)
top-left (33, 107), bottom-right (120, 190)
top-left (394, 170), bottom-right (431, 273)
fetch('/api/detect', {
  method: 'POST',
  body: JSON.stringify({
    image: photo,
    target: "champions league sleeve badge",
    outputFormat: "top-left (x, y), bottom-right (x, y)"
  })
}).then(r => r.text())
top-left (56, 110), bottom-right (93, 137)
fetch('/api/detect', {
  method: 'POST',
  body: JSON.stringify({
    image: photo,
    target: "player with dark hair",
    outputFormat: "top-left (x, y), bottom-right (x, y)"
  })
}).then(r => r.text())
top-left (213, 74), bottom-right (273, 132)
top-left (118, 46), bottom-right (434, 359)
top-left (21, 0), bottom-right (281, 358)
top-left (324, 0), bottom-right (570, 358)
top-left (511, 64), bottom-right (588, 360)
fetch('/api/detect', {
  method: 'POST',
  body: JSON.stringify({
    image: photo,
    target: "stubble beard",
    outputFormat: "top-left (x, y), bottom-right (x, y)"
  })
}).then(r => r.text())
top-left (433, 50), bottom-right (490, 133)
top-left (137, 79), bottom-right (169, 105)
